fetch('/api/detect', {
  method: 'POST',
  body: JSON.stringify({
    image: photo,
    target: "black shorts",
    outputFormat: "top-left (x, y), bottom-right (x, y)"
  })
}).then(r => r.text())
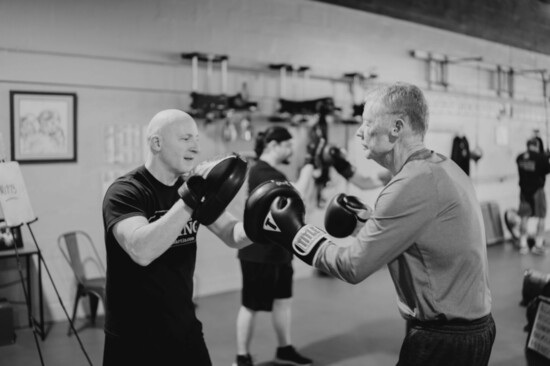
top-left (240, 260), bottom-right (293, 311)
top-left (519, 189), bottom-right (547, 218)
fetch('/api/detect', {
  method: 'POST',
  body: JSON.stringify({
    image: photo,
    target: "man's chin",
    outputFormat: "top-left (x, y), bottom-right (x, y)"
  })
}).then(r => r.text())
top-left (181, 163), bottom-right (194, 175)
top-left (365, 150), bottom-right (383, 164)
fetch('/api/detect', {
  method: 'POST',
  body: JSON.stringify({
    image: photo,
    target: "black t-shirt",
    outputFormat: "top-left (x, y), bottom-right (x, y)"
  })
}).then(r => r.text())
top-left (516, 151), bottom-right (550, 196)
top-left (102, 166), bottom-right (206, 358)
top-left (238, 160), bottom-right (292, 264)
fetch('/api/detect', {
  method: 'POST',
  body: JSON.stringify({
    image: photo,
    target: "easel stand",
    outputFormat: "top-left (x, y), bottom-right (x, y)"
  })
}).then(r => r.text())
top-left (10, 220), bottom-right (94, 366)
top-left (9, 220), bottom-right (44, 364)
top-left (0, 161), bottom-right (94, 365)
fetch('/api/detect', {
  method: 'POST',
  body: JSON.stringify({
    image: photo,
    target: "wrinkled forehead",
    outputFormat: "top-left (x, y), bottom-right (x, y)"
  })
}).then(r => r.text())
top-left (362, 94), bottom-right (390, 118)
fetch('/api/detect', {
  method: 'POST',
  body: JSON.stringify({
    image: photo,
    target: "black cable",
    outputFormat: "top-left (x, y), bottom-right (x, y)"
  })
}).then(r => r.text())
top-left (25, 222), bottom-right (94, 366)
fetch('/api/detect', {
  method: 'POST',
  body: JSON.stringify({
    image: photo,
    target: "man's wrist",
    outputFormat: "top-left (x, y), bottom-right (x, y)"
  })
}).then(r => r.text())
top-left (337, 163), bottom-right (355, 180)
top-left (180, 199), bottom-right (194, 216)
top-left (292, 225), bottom-right (329, 265)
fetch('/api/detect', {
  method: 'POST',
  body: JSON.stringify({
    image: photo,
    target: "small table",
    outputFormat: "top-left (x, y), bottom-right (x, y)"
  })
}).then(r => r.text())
top-left (0, 247), bottom-right (45, 340)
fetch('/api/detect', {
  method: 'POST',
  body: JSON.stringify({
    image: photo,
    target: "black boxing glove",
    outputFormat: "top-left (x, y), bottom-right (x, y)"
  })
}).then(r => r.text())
top-left (324, 146), bottom-right (355, 180)
top-left (244, 180), bottom-right (330, 265)
top-left (179, 153), bottom-right (247, 225)
top-left (324, 194), bottom-right (372, 238)
top-left (179, 175), bottom-right (207, 212)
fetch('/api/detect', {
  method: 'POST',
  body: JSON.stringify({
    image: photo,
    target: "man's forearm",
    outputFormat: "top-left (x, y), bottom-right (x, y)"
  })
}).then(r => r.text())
top-left (124, 200), bottom-right (193, 266)
top-left (208, 211), bottom-right (252, 249)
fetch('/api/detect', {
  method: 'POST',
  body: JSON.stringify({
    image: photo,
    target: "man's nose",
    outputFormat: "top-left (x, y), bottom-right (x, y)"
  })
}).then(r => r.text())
top-left (355, 125), bottom-right (364, 139)
top-left (190, 140), bottom-right (200, 153)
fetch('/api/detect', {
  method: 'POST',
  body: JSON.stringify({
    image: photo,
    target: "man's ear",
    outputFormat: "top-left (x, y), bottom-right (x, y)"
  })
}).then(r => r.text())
top-left (150, 135), bottom-right (161, 152)
top-left (391, 119), bottom-right (404, 136)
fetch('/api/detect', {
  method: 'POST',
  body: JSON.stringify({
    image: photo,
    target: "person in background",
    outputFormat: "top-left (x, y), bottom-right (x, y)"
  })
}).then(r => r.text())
top-left (516, 138), bottom-right (550, 255)
top-left (234, 126), bottom-right (315, 366)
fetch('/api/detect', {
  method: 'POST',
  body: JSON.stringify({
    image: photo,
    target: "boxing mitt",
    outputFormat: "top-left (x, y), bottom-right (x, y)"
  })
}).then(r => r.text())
top-left (179, 153), bottom-right (247, 225)
top-left (244, 180), bottom-right (330, 265)
top-left (324, 194), bottom-right (372, 238)
top-left (323, 146), bottom-right (355, 180)
top-left (179, 175), bottom-right (207, 211)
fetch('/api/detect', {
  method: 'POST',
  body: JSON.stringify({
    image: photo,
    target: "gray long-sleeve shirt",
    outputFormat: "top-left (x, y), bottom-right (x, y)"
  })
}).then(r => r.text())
top-left (315, 150), bottom-right (492, 321)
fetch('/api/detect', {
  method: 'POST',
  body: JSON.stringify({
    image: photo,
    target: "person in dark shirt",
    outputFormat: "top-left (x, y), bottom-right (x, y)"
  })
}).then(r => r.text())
top-left (102, 109), bottom-right (252, 366)
top-left (234, 126), bottom-right (315, 366)
top-left (516, 138), bottom-right (550, 255)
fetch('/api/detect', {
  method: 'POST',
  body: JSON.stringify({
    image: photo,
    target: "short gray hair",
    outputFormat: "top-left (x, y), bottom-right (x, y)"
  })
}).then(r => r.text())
top-left (365, 82), bottom-right (429, 137)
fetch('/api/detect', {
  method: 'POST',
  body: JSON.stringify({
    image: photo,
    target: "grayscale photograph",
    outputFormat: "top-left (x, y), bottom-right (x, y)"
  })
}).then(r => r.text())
top-left (0, 1), bottom-right (549, 365)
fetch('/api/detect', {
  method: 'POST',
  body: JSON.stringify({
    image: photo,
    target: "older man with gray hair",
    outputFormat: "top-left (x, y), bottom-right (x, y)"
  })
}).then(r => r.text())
top-left (244, 82), bottom-right (496, 366)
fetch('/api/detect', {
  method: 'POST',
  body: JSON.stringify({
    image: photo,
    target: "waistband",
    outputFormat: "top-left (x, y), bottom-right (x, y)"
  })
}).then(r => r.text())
top-left (409, 314), bottom-right (494, 333)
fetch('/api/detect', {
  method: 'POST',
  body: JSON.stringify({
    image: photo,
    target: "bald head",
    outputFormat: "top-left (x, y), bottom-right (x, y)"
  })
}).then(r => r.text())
top-left (145, 109), bottom-right (200, 179)
top-left (146, 109), bottom-right (195, 142)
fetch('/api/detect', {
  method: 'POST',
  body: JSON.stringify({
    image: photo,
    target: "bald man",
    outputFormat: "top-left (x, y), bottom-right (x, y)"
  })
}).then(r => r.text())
top-left (102, 109), bottom-right (252, 366)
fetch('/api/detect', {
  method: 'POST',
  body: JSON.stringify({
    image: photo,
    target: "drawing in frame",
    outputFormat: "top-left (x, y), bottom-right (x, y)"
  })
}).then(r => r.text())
top-left (10, 91), bottom-right (77, 163)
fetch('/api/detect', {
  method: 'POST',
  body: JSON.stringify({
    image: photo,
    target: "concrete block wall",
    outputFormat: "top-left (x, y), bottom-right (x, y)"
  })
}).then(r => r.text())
top-left (0, 0), bottom-right (549, 323)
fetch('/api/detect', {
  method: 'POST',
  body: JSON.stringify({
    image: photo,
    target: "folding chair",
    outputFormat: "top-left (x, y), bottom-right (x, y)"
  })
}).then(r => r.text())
top-left (58, 230), bottom-right (106, 335)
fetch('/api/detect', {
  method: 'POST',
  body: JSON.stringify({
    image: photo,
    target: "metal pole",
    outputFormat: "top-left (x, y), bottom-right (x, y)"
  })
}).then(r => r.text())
top-left (206, 54), bottom-right (214, 94)
top-left (221, 57), bottom-right (228, 95)
top-left (191, 55), bottom-right (198, 92)
top-left (280, 67), bottom-right (286, 99)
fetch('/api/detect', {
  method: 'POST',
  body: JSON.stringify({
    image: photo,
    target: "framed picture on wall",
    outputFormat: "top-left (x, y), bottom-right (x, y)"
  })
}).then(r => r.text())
top-left (10, 91), bottom-right (77, 164)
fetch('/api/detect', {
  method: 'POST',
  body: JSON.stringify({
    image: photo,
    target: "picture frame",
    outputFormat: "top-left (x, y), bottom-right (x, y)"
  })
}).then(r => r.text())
top-left (10, 91), bottom-right (77, 163)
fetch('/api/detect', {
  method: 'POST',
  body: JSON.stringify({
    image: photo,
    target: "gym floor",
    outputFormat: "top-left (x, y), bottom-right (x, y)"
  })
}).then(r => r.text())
top-left (0, 240), bottom-right (548, 366)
